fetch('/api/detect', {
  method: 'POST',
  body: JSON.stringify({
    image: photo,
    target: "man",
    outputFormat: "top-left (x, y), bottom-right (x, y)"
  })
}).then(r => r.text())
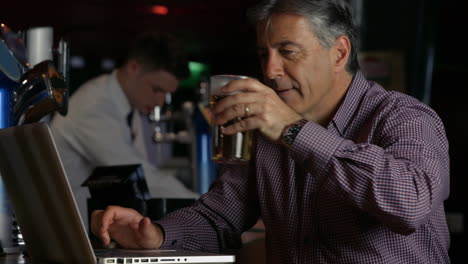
top-left (91, 1), bottom-right (451, 263)
top-left (50, 32), bottom-right (198, 229)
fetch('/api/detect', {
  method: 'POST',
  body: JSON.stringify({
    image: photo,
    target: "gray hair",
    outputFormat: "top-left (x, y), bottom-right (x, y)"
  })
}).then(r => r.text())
top-left (247, 0), bottom-right (359, 74)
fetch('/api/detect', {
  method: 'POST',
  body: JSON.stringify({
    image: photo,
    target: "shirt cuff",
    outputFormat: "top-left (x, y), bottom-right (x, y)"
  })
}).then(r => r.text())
top-left (289, 122), bottom-right (345, 174)
top-left (154, 218), bottom-right (185, 249)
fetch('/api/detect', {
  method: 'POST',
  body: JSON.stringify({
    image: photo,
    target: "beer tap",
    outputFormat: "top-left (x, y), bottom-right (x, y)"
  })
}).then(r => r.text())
top-left (13, 60), bottom-right (67, 125)
top-left (149, 93), bottom-right (192, 144)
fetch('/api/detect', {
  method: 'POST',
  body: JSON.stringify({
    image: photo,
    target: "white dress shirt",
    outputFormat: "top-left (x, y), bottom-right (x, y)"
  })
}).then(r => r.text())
top-left (50, 70), bottom-right (197, 228)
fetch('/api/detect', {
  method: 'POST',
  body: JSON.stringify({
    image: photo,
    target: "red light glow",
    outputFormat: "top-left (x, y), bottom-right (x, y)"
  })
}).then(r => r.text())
top-left (151, 5), bottom-right (169, 15)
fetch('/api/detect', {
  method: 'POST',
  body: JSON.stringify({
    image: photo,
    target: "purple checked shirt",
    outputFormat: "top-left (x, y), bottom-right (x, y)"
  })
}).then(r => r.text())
top-left (156, 72), bottom-right (450, 263)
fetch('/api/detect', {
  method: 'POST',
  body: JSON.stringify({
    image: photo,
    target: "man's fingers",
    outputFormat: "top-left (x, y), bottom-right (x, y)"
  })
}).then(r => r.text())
top-left (91, 206), bottom-right (149, 248)
top-left (101, 232), bottom-right (111, 246)
top-left (90, 210), bottom-right (104, 235)
top-left (91, 209), bottom-right (112, 245)
top-left (212, 89), bottom-right (265, 115)
top-left (222, 117), bottom-right (258, 135)
top-left (215, 103), bottom-right (251, 125)
top-left (100, 207), bottom-right (117, 233)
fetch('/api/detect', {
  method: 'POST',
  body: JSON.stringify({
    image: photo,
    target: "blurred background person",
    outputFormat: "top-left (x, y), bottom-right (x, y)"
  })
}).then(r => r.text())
top-left (50, 32), bottom-right (198, 229)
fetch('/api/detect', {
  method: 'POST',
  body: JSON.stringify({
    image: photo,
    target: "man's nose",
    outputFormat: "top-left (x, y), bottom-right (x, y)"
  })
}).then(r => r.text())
top-left (264, 53), bottom-right (284, 80)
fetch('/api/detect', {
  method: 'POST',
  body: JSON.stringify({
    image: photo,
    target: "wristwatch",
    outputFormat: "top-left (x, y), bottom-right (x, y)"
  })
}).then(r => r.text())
top-left (281, 119), bottom-right (308, 147)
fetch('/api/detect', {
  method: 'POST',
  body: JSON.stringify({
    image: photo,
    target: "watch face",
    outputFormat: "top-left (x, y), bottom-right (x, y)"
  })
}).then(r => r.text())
top-left (282, 119), bottom-right (307, 146)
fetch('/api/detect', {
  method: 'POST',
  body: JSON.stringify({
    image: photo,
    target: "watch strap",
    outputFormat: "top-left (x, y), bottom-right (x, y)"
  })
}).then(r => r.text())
top-left (281, 119), bottom-right (308, 147)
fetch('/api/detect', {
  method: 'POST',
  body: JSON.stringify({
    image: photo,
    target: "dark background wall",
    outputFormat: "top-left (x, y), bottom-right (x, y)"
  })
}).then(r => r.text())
top-left (431, 1), bottom-right (468, 262)
top-left (361, 1), bottom-right (467, 262)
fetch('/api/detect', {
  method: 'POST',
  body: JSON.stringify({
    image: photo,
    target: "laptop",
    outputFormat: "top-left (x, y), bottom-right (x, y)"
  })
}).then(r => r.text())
top-left (0, 122), bottom-right (235, 264)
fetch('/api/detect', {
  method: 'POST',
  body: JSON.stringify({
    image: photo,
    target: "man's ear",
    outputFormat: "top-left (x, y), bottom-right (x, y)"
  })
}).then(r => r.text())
top-left (331, 35), bottom-right (351, 72)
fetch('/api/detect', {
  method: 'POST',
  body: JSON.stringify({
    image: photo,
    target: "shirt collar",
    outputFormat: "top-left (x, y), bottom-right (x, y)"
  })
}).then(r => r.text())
top-left (329, 71), bottom-right (370, 136)
top-left (109, 69), bottom-right (132, 118)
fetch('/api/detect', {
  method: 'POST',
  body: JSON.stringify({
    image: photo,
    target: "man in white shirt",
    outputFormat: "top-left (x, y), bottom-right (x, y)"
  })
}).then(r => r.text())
top-left (50, 32), bottom-right (198, 229)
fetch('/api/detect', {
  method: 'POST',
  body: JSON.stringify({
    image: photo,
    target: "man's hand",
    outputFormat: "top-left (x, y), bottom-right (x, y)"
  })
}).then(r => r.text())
top-left (211, 78), bottom-right (302, 142)
top-left (91, 206), bottom-right (164, 249)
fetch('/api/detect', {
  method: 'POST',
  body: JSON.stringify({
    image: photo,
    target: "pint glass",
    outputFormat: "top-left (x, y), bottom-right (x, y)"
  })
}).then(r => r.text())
top-left (210, 75), bottom-right (253, 164)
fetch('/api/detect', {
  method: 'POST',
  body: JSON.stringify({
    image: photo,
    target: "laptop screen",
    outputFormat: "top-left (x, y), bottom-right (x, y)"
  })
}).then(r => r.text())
top-left (0, 122), bottom-right (96, 263)
top-left (0, 123), bottom-right (235, 264)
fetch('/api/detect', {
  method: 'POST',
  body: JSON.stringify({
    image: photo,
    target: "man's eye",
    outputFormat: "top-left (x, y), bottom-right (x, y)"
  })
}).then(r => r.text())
top-left (280, 49), bottom-right (302, 61)
top-left (280, 49), bottom-right (294, 56)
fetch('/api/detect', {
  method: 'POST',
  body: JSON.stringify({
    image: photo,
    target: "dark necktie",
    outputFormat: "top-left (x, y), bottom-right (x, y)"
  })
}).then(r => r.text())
top-left (126, 110), bottom-right (135, 141)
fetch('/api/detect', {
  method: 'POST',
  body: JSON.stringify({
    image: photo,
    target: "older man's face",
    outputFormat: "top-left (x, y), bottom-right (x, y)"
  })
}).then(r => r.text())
top-left (256, 13), bottom-right (341, 121)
